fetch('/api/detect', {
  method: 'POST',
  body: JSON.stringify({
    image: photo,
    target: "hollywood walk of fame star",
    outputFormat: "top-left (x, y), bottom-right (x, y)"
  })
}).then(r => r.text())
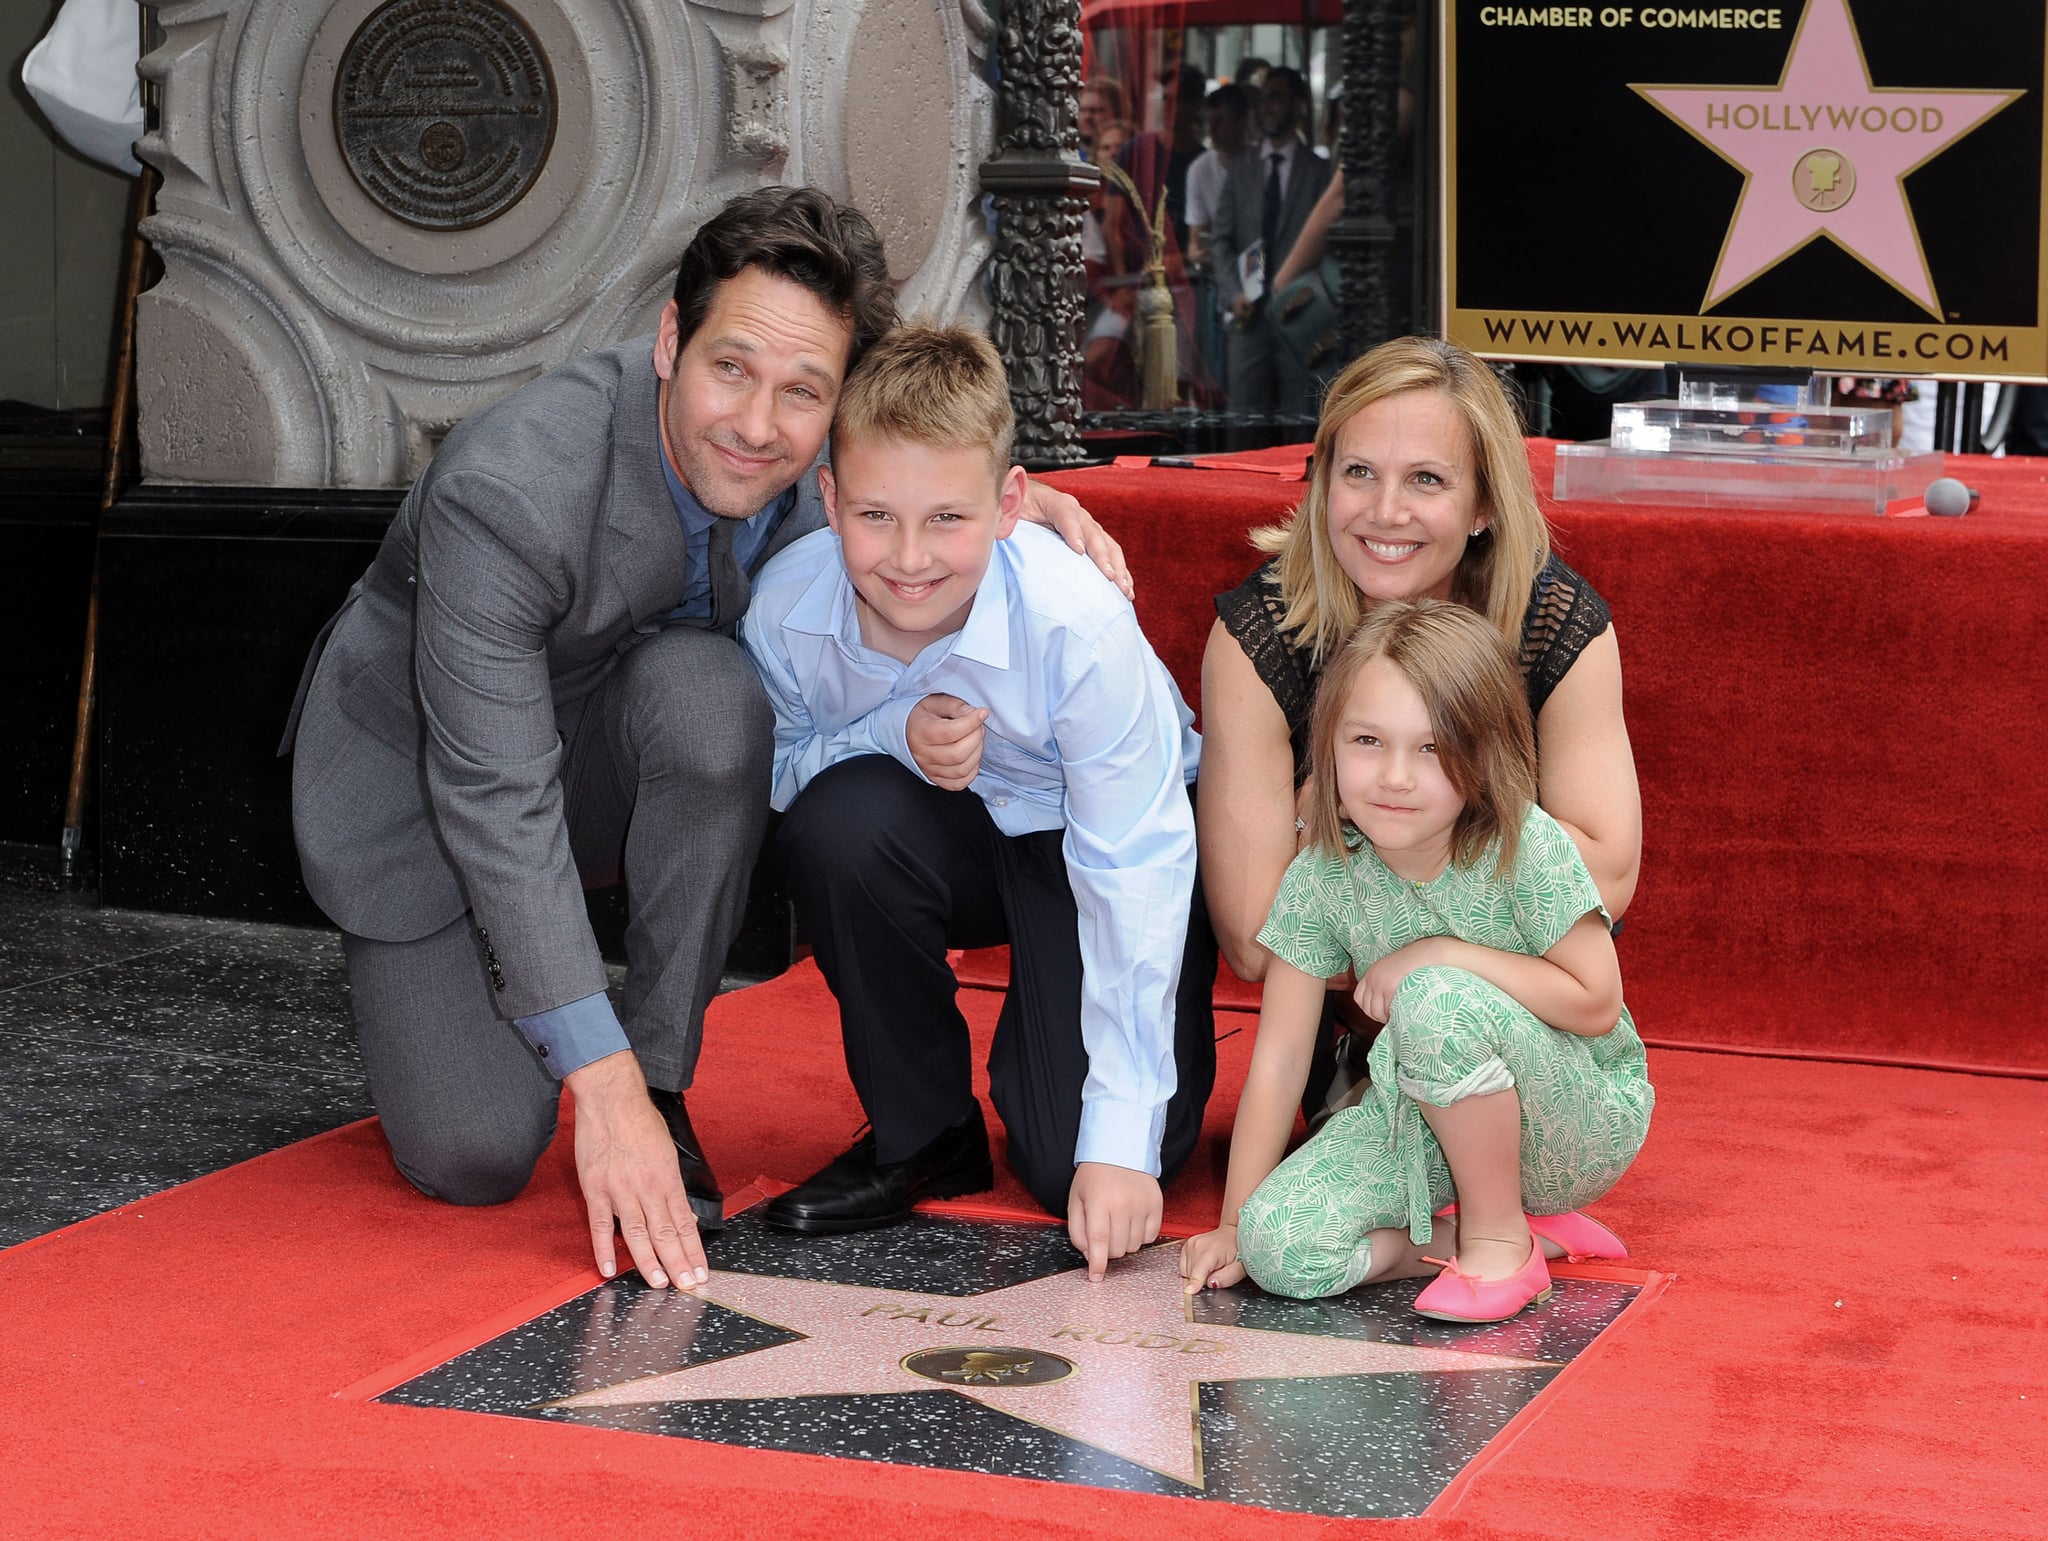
top-left (548, 1243), bottom-right (1554, 1488)
top-left (1633, 0), bottom-right (2019, 316)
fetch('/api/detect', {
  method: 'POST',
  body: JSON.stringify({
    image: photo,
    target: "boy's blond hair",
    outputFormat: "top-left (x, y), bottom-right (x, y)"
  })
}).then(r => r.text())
top-left (1304, 599), bottom-right (1539, 880)
top-left (832, 322), bottom-right (1015, 478)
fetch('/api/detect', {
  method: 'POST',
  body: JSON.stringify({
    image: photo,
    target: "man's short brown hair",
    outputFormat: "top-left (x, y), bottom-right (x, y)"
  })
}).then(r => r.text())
top-left (671, 187), bottom-right (897, 370)
top-left (831, 323), bottom-right (1016, 478)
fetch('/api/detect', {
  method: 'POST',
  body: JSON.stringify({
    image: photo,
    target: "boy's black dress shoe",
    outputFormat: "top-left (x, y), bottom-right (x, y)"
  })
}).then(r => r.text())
top-left (647, 1087), bottom-right (725, 1233)
top-left (764, 1105), bottom-right (994, 1234)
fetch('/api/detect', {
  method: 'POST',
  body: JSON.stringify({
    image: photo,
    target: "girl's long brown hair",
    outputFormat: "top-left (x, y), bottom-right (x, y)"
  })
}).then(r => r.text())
top-left (1304, 599), bottom-right (1539, 879)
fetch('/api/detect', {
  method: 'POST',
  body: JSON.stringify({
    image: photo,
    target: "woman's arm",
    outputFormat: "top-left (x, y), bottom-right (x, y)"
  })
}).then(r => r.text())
top-left (1356, 913), bottom-right (1624, 1037)
top-left (1533, 625), bottom-right (1642, 919)
top-left (1268, 168), bottom-right (1344, 292)
top-left (1197, 618), bottom-right (1301, 982)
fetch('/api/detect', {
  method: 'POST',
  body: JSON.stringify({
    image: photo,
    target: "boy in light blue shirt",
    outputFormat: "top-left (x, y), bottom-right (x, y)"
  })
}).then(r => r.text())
top-left (742, 324), bottom-right (1215, 1278)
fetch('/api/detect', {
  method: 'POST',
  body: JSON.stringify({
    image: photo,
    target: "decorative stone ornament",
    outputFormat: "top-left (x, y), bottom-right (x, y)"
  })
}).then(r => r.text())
top-left (978, 0), bottom-right (1093, 468)
top-left (136, 0), bottom-right (994, 488)
top-left (724, 42), bottom-right (788, 164)
top-left (332, 0), bottom-right (558, 232)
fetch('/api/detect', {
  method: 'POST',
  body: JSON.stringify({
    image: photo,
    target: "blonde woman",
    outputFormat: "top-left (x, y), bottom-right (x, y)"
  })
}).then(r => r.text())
top-left (1199, 337), bottom-right (1641, 1118)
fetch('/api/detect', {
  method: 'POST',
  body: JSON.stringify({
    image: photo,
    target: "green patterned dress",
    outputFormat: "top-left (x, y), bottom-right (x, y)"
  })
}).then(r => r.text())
top-left (1239, 806), bottom-right (1653, 1300)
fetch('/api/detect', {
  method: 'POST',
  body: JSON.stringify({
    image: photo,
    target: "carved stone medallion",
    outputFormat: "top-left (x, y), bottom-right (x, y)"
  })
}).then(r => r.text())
top-left (334, 0), bottom-right (556, 231)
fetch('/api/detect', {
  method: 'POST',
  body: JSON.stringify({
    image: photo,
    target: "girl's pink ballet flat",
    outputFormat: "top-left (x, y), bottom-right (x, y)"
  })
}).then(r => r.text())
top-left (1526, 1209), bottom-right (1629, 1262)
top-left (1431, 1204), bottom-right (1629, 1263)
top-left (1412, 1242), bottom-right (1552, 1323)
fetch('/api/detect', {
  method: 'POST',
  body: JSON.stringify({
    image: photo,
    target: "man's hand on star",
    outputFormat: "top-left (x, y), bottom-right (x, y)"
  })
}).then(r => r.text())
top-left (1068, 1161), bottom-right (1163, 1281)
top-left (565, 1049), bottom-right (709, 1293)
top-left (1019, 480), bottom-right (1133, 599)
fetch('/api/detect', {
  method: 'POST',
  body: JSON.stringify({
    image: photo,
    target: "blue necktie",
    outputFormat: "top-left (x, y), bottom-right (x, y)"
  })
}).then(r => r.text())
top-left (706, 517), bottom-right (748, 633)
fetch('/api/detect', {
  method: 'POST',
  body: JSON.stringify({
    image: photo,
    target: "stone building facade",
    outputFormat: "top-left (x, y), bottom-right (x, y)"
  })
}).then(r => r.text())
top-left (136, 0), bottom-right (997, 486)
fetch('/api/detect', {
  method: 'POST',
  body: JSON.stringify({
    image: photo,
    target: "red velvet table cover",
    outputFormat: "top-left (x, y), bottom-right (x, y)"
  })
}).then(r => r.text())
top-left (1027, 444), bottom-right (2048, 1075)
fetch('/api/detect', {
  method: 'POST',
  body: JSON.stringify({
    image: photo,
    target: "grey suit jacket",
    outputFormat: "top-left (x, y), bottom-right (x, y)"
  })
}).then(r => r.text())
top-left (1209, 140), bottom-right (1335, 306)
top-left (282, 337), bottom-right (825, 1017)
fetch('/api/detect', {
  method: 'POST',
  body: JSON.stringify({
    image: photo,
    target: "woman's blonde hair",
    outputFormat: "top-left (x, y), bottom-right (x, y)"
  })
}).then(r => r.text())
top-left (1304, 599), bottom-right (1539, 879)
top-left (1256, 336), bottom-right (1550, 664)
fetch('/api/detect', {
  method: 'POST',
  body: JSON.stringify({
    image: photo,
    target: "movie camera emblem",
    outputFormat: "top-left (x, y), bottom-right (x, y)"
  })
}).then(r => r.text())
top-left (901, 1347), bottom-right (1076, 1386)
top-left (1792, 147), bottom-right (1856, 213)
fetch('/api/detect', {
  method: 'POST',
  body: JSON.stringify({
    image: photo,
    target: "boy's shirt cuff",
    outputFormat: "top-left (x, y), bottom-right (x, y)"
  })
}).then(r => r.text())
top-left (1074, 1096), bottom-right (1169, 1177)
top-left (870, 694), bottom-right (929, 784)
top-left (514, 991), bottom-right (630, 1080)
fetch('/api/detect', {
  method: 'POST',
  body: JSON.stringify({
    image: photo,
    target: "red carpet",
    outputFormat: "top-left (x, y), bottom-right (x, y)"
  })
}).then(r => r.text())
top-left (6, 962), bottom-right (2046, 1539)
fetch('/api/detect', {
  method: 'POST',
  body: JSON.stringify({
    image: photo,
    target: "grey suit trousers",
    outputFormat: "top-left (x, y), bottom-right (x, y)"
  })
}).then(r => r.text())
top-left (1226, 312), bottom-right (1317, 417)
top-left (343, 625), bottom-right (772, 1205)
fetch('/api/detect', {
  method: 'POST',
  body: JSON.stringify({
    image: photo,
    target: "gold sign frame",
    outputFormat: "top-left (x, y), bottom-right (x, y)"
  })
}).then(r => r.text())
top-left (1439, 0), bottom-right (2048, 382)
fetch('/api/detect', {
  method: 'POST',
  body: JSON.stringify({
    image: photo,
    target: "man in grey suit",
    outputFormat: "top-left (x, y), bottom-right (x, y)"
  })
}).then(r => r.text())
top-left (284, 188), bottom-right (1122, 1296)
top-left (1209, 67), bottom-right (1334, 417)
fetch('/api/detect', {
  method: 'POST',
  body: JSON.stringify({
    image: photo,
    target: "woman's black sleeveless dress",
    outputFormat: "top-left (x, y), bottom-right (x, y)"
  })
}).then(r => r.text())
top-left (1214, 552), bottom-right (1613, 787)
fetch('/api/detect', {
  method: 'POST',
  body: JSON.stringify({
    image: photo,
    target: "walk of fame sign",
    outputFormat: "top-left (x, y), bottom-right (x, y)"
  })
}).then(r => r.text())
top-left (362, 1208), bottom-right (1658, 1519)
top-left (1443, 0), bottom-right (2048, 380)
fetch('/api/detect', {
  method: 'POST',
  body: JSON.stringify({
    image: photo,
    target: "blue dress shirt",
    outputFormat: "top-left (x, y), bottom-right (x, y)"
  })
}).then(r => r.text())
top-left (660, 450), bottom-right (795, 622)
top-left (740, 521), bottom-right (1203, 1175)
top-left (510, 415), bottom-right (795, 1079)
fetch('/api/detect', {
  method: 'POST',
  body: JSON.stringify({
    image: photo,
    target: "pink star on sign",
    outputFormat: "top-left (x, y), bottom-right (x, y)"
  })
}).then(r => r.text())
top-left (1634, 0), bottom-right (2017, 317)
top-left (550, 1244), bottom-right (1553, 1488)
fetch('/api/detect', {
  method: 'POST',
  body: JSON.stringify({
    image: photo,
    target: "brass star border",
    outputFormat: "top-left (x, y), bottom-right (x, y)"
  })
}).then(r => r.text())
top-left (347, 1202), bottom-right (1663, 1519)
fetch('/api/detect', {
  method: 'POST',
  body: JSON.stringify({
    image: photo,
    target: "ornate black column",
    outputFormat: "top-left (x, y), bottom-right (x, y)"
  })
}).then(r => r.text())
top-left (1332, 0), bottom-right (1404, 362)
top-left (980, 0), bottom-right (1097, 469)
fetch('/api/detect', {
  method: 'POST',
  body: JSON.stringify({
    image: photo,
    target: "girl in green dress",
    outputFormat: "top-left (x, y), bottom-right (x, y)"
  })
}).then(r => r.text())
top-left (1180, 599), bottom-right (1653, 1322)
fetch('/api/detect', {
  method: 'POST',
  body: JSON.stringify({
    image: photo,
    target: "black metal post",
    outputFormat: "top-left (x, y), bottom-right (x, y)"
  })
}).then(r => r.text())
top-left (979, 0), bottom-right (1097, 470)
top-left (1331, 0), bottom-right (1402, 364)
top-left (1409, 0), bottom-right (1440, 339)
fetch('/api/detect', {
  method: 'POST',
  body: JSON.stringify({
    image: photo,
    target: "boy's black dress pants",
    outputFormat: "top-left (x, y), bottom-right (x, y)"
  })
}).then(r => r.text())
top-left (779, 753), bottom-right (1217, 1215)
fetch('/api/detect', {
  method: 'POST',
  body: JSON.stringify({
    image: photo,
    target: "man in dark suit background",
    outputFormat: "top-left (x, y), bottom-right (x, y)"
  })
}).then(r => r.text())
top-left (283, 188), bottom-right (1123, 1297)
top-left (1209, 67), bottom-right (1334, 417)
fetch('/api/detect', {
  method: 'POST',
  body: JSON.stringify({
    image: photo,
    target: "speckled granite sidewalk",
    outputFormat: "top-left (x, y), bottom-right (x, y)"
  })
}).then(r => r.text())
top-left (0, 845), bottom-right (774, 1249)
top-left (0, 844), bottom-right (372, 1247)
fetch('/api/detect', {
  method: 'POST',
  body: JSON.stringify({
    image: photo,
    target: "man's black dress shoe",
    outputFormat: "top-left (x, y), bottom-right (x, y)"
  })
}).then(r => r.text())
top-left (764, 1105), bottom-right (994, 1234)
top-left (647, 1087), bottom-right (725, 1233)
